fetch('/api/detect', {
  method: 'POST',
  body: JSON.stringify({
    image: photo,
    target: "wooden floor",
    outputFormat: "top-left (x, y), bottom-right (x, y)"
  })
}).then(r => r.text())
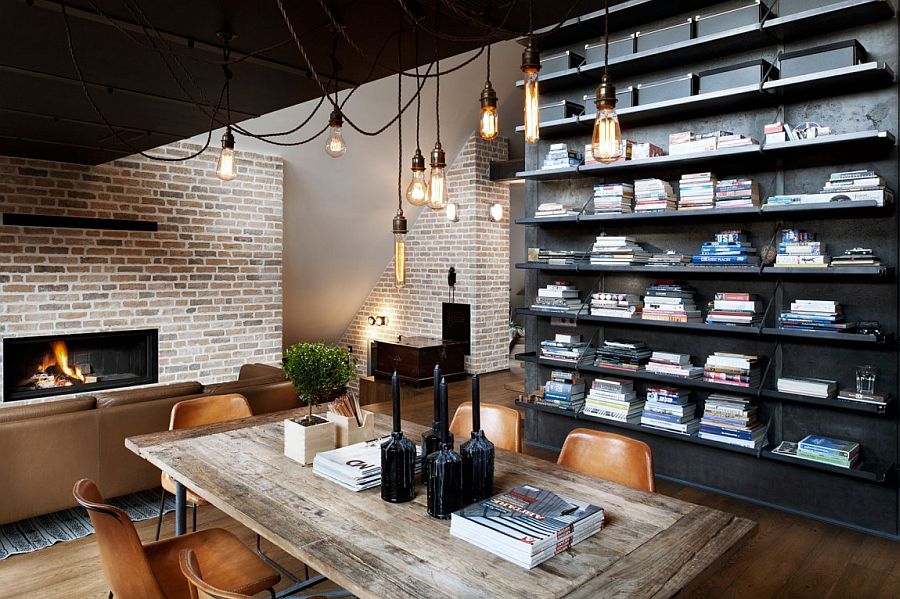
top-left (1, 370), bottom-right (898, 598)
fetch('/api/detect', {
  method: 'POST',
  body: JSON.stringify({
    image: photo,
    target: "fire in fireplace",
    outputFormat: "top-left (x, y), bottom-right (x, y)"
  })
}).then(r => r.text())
top-left (3, 330), bottom-right (158, 402)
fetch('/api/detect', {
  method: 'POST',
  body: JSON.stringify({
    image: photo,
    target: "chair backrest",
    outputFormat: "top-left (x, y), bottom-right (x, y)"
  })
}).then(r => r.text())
top-left (179, 549), bottom-right (252, 599)
top-left (450, 402), bottom-right (524, 453)
top-left (557, 428), bottom-right (656, 492)
top-left (73, 479), bottom-right (166, 598)
top-left (169, 393), bottom-right (253, 431)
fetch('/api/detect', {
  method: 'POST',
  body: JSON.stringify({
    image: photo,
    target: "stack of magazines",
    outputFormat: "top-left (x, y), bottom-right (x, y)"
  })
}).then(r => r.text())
top-left (313, 438), bottom-right (421, 492)
top-left (450, 484), bottom-right (605, 569)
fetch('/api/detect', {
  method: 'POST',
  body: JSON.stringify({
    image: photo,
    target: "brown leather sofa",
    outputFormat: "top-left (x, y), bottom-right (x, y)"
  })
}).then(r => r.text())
top-left (0, 363), bottom-right (300, 525)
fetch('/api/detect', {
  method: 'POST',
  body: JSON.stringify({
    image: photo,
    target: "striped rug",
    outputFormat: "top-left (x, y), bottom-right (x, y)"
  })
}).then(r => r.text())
top-left (0, 489), bottom-right (175, 560)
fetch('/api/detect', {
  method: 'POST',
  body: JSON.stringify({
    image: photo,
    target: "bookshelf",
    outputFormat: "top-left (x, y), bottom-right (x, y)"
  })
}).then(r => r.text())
top-left (512, 0), bottom-right (899, 538)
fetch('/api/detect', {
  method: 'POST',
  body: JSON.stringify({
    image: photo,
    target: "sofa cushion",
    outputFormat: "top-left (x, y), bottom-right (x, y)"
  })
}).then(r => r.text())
top-left (238, 363), bottom-right (285, 381)
top-left (204, 376), bottom-right (286, 396)
top-left (95, 382), bottom-right (204, 408)
top-left (0, 396), bottom-right (96, 424)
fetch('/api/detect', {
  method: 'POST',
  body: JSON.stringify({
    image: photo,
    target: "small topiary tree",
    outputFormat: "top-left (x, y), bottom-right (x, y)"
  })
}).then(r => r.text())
top-left (283, 342), bottom-right (357, 425)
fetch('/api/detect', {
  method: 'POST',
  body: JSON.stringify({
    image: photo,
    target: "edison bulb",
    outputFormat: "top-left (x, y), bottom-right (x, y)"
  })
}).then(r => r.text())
top-left (406, 170), bottom-right (428, 206)
top-left (325, 124), bottom-right (347, 158)
top-left (216, 128), bottom-right (237, 181)
top-left (523, 68), bottom-right (540, 144)
top-left (393, 234), bottom-right (406, 288)
top-left (480, 105), bottom-right (499, 140)
top-left (591, 105), bottom-right (622, 164)
top-left (426, 166), bottom-right (447, 210)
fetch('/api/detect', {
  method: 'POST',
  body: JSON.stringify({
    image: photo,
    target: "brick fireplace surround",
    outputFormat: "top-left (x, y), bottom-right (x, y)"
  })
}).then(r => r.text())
top-left (0, 142), bottom-right (284, 403)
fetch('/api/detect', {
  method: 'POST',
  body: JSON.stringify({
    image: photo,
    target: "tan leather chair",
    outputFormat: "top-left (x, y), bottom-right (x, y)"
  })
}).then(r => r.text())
top-left (449, 402), bottom-right (524, 453)
top-left (557, 428), bottom-right (656, 492)
top-left (156, 394), bottom-right (253, 540)
top-left (74, 479), bottom-right (279, 599)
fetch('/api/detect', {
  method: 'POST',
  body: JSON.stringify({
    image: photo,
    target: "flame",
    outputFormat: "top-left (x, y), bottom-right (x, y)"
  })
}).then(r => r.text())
top-left (49, 340), bottom-right (85, 383)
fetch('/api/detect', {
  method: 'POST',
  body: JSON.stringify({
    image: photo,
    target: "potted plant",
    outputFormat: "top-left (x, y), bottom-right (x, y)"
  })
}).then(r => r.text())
top-left (282, 342), bottom-right (357, 464)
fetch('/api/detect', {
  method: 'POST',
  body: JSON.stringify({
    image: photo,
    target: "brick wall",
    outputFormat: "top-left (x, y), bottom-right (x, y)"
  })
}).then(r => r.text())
top-left (0, 141), bottom-right (284, 402)
top-left (338, 133), bottom-right (510, 390)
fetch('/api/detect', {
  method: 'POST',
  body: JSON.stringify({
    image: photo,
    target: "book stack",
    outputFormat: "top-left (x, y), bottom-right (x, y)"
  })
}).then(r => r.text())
top-left (774, 229), bottom-right (829, 269)
top-left (583, 377), bottom-right (644, 423)
top-left (634, 178), bottom-right (677, 212)
top-left (595, 339), bottom-right (652, 372)
top-left (764, 122), bottom-right (788, 144)
top-left (589, 292), bottom-right (642, 319)
top-left (647, 250), bottom-right (692, 266)
top-left (645, 352), bottom-right (704, 379)
top-left (778, 299), bottom-right (855, 333)
top-left (542, 143), bottom-right (583, 170)
top-left (678, 172), bottom-right (717, 211)
top-left (640, 387), bottom-right (700, 435)
top-left (537, 249), bottom-right (586, 265)
top-left (773, 435), bottom-right (860, 469)
top-left (777, 376), bottom-right (838, 398)
top-left (715, 178), bottom-right (760, 209)
top-left (831, 247), bottom-right (881, 268)
top-left (705, 292), bottom-right (763, 327)
top-left (589, 235), bottom-right (651, 265)
top-left (669, 130), bottom-right (745, 155)
top-left (539, 370), bottom-right (586, 412)
top-left (693, 230), bottom-right (759, 266)
top-left (837, 389), bottom-right (891, 408)
top-left (765, 170), bottom-right (893, 207)
top-left (532, 281), bottom-right (582, 314)
top-left (449, 484), bottom-right (605, 569)
top-left (641, 281), bottom-right (700, 323)
top-left (698, 394), bottom-right (767, 449)
top-left (703, 352), bottom-right (761, 388)
top-left (540, 334), bottom-right (589, 364)
top-left (592, 183), bottom-right (634, 214)
top-left (632, 142), bottom-right (666, 160)
top-left (534, 202), bottom-right (580, 218)
top-left (313, 438), bottom-right (421, 491)
top-left (717, 133), bottom-right (758, 148)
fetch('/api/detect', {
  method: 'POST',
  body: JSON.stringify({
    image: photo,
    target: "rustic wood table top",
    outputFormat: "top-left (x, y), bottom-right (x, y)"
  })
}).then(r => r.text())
top-left (126, 409), bottom-right (756, 599)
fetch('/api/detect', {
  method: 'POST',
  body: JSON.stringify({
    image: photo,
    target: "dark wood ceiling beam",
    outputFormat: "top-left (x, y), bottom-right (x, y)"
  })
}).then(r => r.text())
top-left (20, 0), bottom-right (359, 87)
top-left (0, 106), bottom-right (184, 140)
top-left (0, 63), bottom-right (260, 118)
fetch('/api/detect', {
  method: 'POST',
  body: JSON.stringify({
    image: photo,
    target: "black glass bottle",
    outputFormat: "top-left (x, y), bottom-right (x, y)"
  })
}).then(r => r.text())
top-left (460, 374), bottom-right (495, 505)
top-left (426, 378), bottom-right (463, 519)
top-left (381, 371), bottom-right (416, 503)
top-left (421, 364), bottom-right (453, 485)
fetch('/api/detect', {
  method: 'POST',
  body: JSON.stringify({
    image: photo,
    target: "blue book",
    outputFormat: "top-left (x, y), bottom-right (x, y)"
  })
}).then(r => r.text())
top-left (699, 425), bottom-right (760, 440)
top-left (692, 255), bottom-right (756, 264)
top-left (798, 435), bottom-right (859, 457)
top-left (643, 411), bottom-right (693, 424)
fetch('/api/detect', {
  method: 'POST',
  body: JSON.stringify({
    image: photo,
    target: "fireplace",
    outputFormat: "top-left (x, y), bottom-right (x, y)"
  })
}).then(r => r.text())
top-left (3, 330), bottom-right (158, 402)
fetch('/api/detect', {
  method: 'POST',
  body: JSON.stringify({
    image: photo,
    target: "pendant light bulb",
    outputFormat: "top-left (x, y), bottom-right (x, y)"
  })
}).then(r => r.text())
top-left (591, 73), bottom-right (622, 164)
top-left (426, 143), bottom-right (448, 210)
top-left (521, 40), bottom-right (541, 145)
top-left (325, 109), bottom-right (347, 158)
top-left (216, 127), bottom-right (237, 181)
top-left (406, 149), bottom-right (429, 206)
top-left (479, 81), bottom-right (499, 140)
top-left (393, 211), bottom-right (407, 288)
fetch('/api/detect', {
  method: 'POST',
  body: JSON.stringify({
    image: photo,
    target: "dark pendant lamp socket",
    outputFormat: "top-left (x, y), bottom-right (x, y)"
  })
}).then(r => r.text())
top-left (426, 377), bottom-right (463, 519)
top-left (381, 371), bottom-right (417, 503)
top-left (591, 0), bottom-right (623, 164)
top-left (521, 38), bottom-right (541, 145)
top-left (325, 108), bottom-right (347, 158)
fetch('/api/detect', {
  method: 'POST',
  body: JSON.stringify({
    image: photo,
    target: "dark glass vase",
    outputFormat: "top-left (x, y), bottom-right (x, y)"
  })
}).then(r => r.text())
top-left (460, 374), bottom-right (495, 504)
top-left (381, 371), bottom-right (416, 503)
top-left (422, 365), bottom-right (452, 486)
top-left (426, 378), bottom-right (463, 518)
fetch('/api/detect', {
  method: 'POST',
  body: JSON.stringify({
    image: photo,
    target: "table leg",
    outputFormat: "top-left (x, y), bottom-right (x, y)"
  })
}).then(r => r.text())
top-left (175, 481), bottom-right (187, 536)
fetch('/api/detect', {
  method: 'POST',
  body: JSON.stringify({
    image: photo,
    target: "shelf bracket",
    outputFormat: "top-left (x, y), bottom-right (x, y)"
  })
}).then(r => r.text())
top-left (759, 279), bottom-right (783, 330)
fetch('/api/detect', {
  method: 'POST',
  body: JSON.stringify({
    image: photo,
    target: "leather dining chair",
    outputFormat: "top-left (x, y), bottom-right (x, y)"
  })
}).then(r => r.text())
top-left (557, 428), bottom-right (656, 493)
top-left (156, 394), bottom-right (253, 540)
top-left (74, 478), bottom-right (279, 599)
top-left (449, 402), bottom-right (524, 453)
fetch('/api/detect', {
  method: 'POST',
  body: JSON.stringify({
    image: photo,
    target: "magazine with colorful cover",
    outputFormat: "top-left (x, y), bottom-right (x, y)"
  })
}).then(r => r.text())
top-left (450, 484), bottom-right (605, 568)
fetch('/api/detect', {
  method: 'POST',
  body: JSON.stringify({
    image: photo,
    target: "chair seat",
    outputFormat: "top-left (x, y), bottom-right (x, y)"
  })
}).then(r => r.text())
top-left (144, 528), bottom-right (280, 599)
top-left (161, 472), bottom-right (209, 506)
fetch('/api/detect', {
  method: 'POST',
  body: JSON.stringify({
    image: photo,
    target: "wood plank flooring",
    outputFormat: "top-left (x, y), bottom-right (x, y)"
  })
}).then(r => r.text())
top-left (1, 370), bottom-right (898, 598)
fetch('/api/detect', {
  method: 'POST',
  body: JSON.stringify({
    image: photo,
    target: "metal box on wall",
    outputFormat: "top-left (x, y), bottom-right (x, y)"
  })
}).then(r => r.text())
top-left (635, 19), bottom-right (694, 53)
top-left (583, 86), bottom-right (637, 110)
top-left (636, 74), bottom-right (697, 105)
top-left (779, 40), bottom-right (867, 78)
top-left (539, 100), bottom-right (584, 121)
top-left (695, 1), bottom-right (771, 38)
top-left (585, 34), bottom-right (636, 64)
top-left (540, 51), bottom-right (584, 74)
top-left (699, 59), bottom-right (777, 93)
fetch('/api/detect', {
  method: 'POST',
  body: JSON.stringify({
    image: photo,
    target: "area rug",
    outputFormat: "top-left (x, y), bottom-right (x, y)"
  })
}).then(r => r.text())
top-left (0, 488), bottom-right (175, 560)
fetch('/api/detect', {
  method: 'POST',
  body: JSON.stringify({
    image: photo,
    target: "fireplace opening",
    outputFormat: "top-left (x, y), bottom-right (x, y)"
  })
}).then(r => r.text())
top-left (3, 330), bottom-right (158, 402)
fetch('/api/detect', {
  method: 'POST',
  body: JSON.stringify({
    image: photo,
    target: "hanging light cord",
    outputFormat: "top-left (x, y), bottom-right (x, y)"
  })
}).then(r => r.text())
top-left (415, 26), bottom-right (422, 152)
top-left (486, 41), bottom-right (491, 81)
top-left (603, 0), bottom-right (609, 74)
top-left (434, 2), bottom-right (441, 144)
top-left (397, 23), bottom-right (403, 214)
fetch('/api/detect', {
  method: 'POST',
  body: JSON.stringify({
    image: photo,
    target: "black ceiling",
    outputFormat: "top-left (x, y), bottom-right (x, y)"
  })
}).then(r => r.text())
top-left (0, 0), bottom-right (592, 164)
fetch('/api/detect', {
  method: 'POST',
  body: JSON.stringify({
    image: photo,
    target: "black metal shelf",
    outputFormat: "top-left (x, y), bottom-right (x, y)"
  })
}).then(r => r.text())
top-left (760, 200), bottom-right (888, 217)
top-left (576, 313), bottom-right (761, 337)
top-left (517, 308), bottom-right (581, 319)
top-left (515, 262), bottom-right (581, 271)
top-left (516, 399), bottom-right (763, 456)
top-left (760, 130), bottom-right (896, 167)
top-left (516, 262), bottom-right (895, 279)
top-left (761, 449), bottom-right (892, 483)
top-left (516, 215), bottom-right (581, 225)
top-left (578, 264), bottom-right (762, 275)
top-left (516, 166), bottom-right (581, 181)
top-left (760, 389), bottom-right (892, 414)
top-left (761, 266), bottom-right (894, 277)
top-left (578, 145), bottom-right (769, 180)
top-left (760, 328), bottom-right (890, 345)
top-left (765, 0), bottom-right (895, 41)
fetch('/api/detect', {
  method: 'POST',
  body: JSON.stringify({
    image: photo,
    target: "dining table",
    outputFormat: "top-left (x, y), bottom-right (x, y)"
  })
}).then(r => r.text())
top-left (126, 408), bottom-right (756, 599)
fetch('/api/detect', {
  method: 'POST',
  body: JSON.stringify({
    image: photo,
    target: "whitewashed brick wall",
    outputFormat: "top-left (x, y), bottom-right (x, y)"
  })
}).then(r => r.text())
top-left (338, 133), bottom-right (510, 390)
top-left (0, 142), bottom-right (283, 402)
